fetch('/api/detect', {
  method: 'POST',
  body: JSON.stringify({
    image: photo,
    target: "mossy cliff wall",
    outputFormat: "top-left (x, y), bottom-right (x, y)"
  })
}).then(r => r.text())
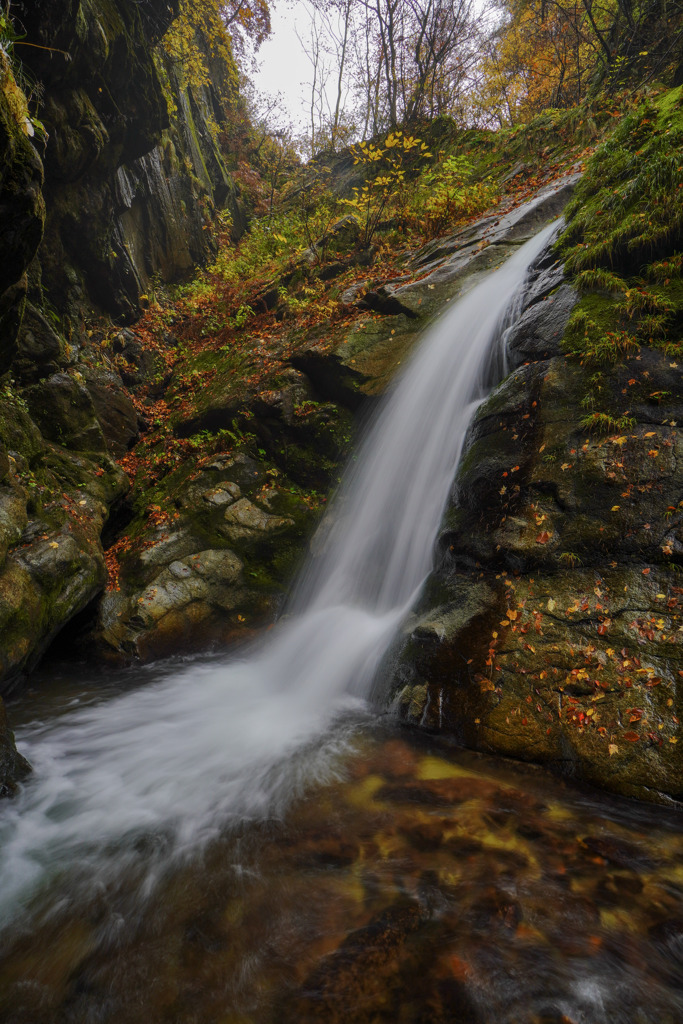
top-left (12, 0), bottom-right (244, 327)
top-left (0, 0), bottom-right (246, 791)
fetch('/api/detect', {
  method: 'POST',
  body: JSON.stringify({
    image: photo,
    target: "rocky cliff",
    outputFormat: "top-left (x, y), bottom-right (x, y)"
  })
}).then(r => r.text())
top-left (0, 0), bottom-right (247, 789)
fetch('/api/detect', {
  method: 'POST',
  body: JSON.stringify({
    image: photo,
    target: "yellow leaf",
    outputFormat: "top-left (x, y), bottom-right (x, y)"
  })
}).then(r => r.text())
top-left (611, 505), bottom-right (620, 511)
top-left (609, 743), bottom-right (619, 756)
top-left (49, 541), bottom-right (59, 549)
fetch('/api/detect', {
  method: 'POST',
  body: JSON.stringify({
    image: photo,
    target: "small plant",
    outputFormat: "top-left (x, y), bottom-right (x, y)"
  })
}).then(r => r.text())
top-left (229, 304), bottom-right (254, 329)
top-left (621, 287), bottom-right (673, 319)
top-left (574, 268), bottom-right (627, 294)
top-left (559, 551), bottom-right (583, 567)
top-left (564, 310), bottom-right (639, 365)
top-left (341, 131), bottom-right (431, 246)
top-left (579, 411), bottom-right (635, 432)
top-left (417, 155), bottom-right (498, 235)
top-left (647, 254), bottom-right (683, 282)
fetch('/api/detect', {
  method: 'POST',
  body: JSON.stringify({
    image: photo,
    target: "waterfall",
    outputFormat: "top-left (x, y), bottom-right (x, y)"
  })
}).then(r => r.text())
top-left (0, 223), bottom-right (558, 926)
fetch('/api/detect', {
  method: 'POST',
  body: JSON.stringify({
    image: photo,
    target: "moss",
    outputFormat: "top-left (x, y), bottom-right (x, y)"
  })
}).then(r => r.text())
top-left (554, 85), bottom-right (683, 431)
top-left (559, 87), bottom-right (683, 281)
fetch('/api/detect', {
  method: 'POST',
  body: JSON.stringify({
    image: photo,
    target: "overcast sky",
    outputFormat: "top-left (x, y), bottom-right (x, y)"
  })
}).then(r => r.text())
top-left (252, 2), bottom-right (317, 133)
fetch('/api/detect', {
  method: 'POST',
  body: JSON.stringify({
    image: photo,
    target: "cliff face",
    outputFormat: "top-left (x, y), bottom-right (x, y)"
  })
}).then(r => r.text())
top-left (12, 0), bottom-right (244, 326)
top-left (0, 0), bottom-right (247, 791)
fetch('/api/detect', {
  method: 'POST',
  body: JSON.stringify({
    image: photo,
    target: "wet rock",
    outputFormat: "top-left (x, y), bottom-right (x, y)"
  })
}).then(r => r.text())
top-left (283, 900), bottom-right (427, 1023)
top-left (12, 302), bottom-right (64, 381)
top-left (112, 329), bottom-right (160, 388)
top-left (0, 374), bottom-right (128, 693)
top-left (222, 498), bottom-right (294, 542)
top-left (81, 366), bottom-right (140, 456)
top-left (93, 450), bottom-right (314, 661)
top-left (0, 699), bottom-right (31, 797)
top-left (24, 372), bottom-right (107, 454)
top-left (0, 82), bottom-right (45, 374)
top-left (505, 283), bottom-right (578, 369)
top-left (99, 547), bottom-right (247, 660)
top-left (291, 175), bottom-right (581, 402)
top-left (201, 481), bottom-right (241, 506)
top-left (393, 277), bottom-right (683, 802)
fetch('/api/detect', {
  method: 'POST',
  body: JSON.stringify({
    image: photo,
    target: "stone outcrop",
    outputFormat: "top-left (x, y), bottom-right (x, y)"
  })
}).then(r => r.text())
top-left (292, 175), bottom-right (580, 400)
top-left (392, 247), bottom-right (682, 804)
top-left (95, 452), bottom-right (309, 660)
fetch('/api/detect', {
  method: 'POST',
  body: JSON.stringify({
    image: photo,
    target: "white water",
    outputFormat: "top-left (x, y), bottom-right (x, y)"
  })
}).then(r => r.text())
top-left (0, 224), bottom-right (557, 927)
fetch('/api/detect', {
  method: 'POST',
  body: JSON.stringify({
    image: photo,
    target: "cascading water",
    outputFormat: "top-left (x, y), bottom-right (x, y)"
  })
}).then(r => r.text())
top-left (0, 223), bottom-right (559, 928)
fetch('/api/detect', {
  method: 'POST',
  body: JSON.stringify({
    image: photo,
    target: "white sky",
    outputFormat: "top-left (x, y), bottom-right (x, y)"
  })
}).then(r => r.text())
top-left (252, 2), bottom-right (317, 133)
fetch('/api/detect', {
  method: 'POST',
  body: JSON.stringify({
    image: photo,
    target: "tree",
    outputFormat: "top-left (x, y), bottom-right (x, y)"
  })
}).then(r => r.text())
top-left (299, 0), bottom-right (480, 148)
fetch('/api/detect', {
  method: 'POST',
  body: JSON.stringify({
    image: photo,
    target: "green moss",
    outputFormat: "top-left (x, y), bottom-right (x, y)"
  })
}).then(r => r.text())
top-left (559, 87), bottom-right (683, 279)
top-left (556, 85), bottom-right (683, 407)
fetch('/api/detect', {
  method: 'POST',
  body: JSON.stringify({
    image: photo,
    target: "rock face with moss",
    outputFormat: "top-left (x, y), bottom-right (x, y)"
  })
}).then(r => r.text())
top-left (393, 90), bottom-right (683, 804)
top-left (13, 0), bottom-right (244, 325)
top-left (0, 68), bottom-right (46, 791)
top-left (0, 0), bottom-right (245, 788)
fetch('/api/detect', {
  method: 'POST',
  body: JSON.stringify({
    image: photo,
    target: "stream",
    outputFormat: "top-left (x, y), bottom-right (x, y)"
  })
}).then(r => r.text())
top-left (1, 224), bottom-right (681, 1022)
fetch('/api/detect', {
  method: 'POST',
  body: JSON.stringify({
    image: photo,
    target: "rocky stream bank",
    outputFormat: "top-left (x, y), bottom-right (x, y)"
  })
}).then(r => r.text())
top-left (0, 3), bottom-right (680, 809)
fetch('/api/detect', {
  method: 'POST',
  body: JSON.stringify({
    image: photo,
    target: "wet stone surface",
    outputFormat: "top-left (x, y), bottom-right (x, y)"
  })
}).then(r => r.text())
top-left (0, 716), bottom-right (681, 1024)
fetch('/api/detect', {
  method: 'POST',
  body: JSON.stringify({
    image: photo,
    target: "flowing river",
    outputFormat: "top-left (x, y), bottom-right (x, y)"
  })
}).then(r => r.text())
top-left (1, 224), bottom-right (681, 1023)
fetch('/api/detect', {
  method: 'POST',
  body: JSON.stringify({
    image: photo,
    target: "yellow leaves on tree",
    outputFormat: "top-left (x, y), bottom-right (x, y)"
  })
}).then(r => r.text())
top-left (477, 0), bottom-right (600, 125)
top-left (161, 0), bottom-right (270, 105)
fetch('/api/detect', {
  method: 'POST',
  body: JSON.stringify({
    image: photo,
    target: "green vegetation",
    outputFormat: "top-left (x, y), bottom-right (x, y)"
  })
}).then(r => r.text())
top-left (559, 86), bottom-right (683, 365)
